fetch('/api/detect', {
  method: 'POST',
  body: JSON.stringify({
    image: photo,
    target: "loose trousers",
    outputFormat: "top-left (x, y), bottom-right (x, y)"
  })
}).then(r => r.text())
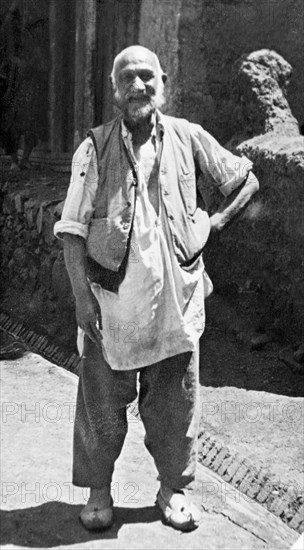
top-left (73, 335), bottom-right (200, 490)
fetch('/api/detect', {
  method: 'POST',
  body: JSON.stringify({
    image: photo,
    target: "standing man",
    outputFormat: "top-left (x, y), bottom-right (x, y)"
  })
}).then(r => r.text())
top-left (54, 45), bottom-right (259, 532)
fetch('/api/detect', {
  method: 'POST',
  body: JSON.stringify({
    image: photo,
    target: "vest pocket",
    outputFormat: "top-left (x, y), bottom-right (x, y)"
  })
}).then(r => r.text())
top-left (87, 218), bottom-right (109, 266)
top-left (172, 207), bottom-right (211, 267)
top-left (179, 172), bottom-right (196, 214)
top-left (87, 217), bottom-right (130, 272)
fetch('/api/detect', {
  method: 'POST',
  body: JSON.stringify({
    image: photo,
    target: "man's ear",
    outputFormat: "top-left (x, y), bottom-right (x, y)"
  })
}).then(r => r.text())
top-left (162, 73), bottom-right (168, 84)
top-left (109, 74), bottom-right (116, 92)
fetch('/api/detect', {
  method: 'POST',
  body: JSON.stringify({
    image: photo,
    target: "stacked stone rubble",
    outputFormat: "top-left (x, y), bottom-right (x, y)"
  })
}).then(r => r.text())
top-left (0, 183), bottom-right (76, 350)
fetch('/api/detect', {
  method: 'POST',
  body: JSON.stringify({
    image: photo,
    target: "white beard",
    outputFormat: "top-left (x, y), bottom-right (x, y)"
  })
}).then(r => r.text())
top-left (123, 101), bottom-right (155, 123)
top-left (114, 86), bottom-right (165, 124)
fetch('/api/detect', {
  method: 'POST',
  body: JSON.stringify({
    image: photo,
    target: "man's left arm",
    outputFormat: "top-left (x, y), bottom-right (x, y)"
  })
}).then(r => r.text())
top-left (209, 171), bottom-right (259, 233)
top-left (190, 123), bottom-right (259, 233)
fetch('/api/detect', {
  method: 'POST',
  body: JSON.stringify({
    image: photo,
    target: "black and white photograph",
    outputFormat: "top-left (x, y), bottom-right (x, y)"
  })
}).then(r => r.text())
top-left (0, 1), bottom-right (303, 548)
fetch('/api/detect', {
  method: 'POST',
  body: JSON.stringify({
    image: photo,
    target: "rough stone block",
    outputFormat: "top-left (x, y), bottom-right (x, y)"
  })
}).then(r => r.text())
top-left (231, 460), bottom-right (251, 488)
top-left (289, 504), bottom-right (304, 531)
top-left (202, 443), bottom-right (220, 467)
top-left (212, 447), bottom-right (231, 474)
top-left (223, 457), bottom-right (245, 482)
top-left (255, 477), bottom-right (276, 504)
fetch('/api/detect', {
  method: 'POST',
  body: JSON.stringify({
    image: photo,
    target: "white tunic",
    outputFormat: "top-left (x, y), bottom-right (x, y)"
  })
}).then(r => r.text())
top-left (88, 159), bottom-right (207, 370)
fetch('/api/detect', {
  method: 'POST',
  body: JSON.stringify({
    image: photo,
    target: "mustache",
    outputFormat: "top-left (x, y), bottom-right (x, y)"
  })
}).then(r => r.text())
top-left (126, 96), bottom-right (152, 103)
top-left (114, 87), bottom-right (165, 110)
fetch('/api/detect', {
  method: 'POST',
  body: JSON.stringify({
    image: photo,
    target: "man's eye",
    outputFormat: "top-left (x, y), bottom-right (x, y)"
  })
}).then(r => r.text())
top-left (140, 72), bottom-right (153, 82)
top-left (120, 71), bottom-right (153, 85)
top-left (120, 74), bottom-right (133, 84)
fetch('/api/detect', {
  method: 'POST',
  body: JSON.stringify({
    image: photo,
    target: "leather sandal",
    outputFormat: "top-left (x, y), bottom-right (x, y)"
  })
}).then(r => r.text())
top-left (156, 489), bottom-right (202, 532)
top-left (79, 496), bottom-right (114, 531)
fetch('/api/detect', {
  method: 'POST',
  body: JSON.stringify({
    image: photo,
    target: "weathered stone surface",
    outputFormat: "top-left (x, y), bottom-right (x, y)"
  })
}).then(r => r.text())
top-left (230, 50), bottom-right (299, 142)
top-left (212, 447), bottom-right (231, 474)
top-left (12, 248), bottom-right (28, 268)
top-left (0, 173), bottom-right (77, 352)
top-left (294, 345), bottom-right (304, 364)
top-left (203, 49), bottom-right (304, 344)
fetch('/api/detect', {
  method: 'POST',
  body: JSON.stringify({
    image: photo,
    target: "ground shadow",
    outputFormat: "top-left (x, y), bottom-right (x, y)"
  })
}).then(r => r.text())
top-left (0, 502), bottom-right (160, 547)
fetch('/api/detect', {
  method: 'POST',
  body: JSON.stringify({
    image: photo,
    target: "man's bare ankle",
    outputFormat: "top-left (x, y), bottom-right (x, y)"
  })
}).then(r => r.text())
top-left (88, 486), bottom-right (112, 504)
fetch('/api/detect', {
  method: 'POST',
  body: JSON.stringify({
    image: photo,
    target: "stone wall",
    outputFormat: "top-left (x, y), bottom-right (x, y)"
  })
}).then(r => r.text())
top-left (0, 174), bottom-right (77, 351)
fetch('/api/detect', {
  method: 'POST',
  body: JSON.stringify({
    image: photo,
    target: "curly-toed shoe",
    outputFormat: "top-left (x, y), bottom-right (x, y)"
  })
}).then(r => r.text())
top-left (79, 496), bottom-right (114, 531)
top-left (156, 489), bottom-right (202, 532)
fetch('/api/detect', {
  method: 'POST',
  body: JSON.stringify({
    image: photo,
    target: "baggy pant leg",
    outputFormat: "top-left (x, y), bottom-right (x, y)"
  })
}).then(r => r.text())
top-left (138, 346), bottom-right (200, 490)
top-left (73, 335), bottom-right (137, 488)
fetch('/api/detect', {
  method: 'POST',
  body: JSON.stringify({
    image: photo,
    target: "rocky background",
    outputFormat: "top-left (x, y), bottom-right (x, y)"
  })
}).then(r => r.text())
top-left (0, 173), bottom-right (77, 351)
top-left (203, 50), bottom-right (304, 347)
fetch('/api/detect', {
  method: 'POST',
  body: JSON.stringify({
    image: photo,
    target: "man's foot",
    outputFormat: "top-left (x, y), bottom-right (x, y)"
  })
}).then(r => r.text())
top-left (79, 487), bottom-right (114, 531)
top-left (157, 485), bottom-right (202, 532)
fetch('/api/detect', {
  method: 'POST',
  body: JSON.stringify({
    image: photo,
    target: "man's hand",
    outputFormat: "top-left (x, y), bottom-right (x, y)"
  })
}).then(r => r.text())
top-left (76, 289), bottom-right (103, 346)
top-left (209, 212), bottom-right (226, 234)
top-left (62, 233), bottom-right (103, 346)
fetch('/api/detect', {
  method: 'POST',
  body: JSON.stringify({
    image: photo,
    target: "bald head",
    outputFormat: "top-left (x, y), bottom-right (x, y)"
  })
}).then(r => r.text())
top-left (110, 45), bottom-right (165, 88)
top-left (110, 45), bottom-right (167, 124)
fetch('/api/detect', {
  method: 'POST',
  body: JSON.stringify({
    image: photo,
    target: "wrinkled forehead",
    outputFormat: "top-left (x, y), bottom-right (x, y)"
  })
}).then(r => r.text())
top-left (115, 50), bottom-right (158, 79)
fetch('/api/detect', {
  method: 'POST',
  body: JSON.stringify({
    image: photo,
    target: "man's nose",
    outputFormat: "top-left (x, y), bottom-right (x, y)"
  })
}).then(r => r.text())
top-left (132, 76), bottom-right (146, 91)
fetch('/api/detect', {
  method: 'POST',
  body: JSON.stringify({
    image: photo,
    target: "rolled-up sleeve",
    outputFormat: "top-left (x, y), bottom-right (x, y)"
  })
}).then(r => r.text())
top-left (190, 123), bottom-right (253, 197)
top-left (54, 137), bottom-right (98, 239)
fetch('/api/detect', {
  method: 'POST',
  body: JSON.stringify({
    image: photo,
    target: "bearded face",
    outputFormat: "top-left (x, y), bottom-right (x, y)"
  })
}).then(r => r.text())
top-left (114, 91), bottom-right (156, 123)
top-left (113, 61), bottom-right (165, 124)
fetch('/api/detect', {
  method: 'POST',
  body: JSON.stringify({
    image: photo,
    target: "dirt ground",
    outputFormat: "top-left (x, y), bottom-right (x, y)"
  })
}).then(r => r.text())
top-left (1, 312), bottom-right (303, 502)
top-left (0, 353), bottom-right (299, 550)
